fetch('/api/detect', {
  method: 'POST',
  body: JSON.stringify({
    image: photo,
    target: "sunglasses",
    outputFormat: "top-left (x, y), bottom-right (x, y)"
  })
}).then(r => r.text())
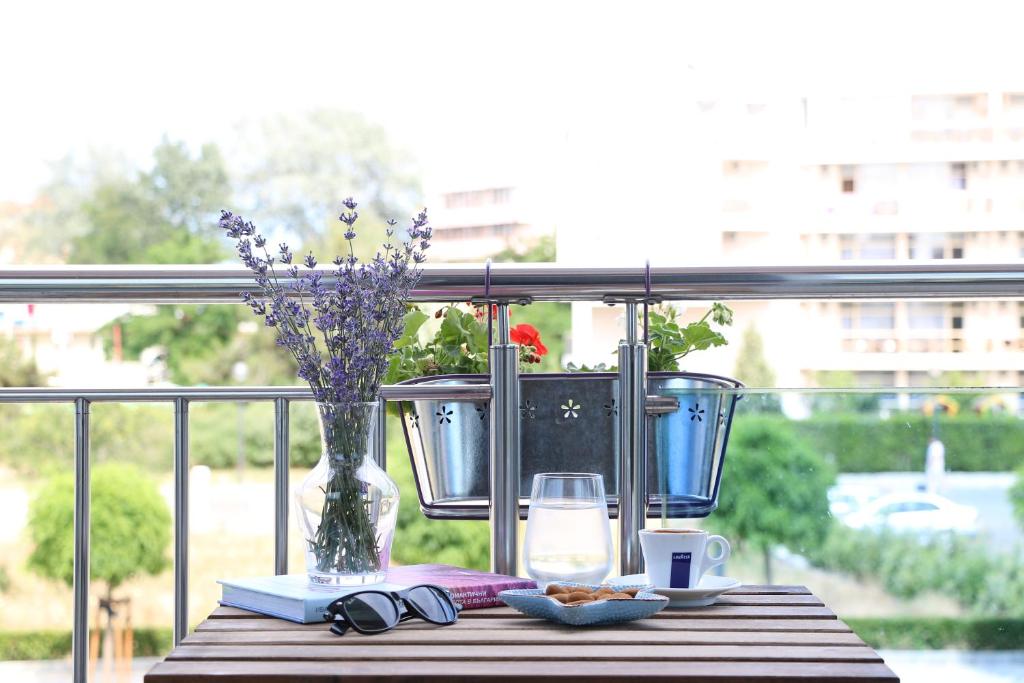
top-left (322, 584), bottom-right (461, 636)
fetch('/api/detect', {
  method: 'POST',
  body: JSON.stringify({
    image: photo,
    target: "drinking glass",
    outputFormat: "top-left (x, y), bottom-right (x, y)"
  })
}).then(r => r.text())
top-left (523, 473), bottom-right (613, 585)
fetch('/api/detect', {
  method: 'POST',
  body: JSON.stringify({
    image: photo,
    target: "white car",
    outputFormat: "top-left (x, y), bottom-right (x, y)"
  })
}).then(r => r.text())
top-left (827, 485), bottom-right (878, 519)
top-left (841, 491), bottom-right (978, 536)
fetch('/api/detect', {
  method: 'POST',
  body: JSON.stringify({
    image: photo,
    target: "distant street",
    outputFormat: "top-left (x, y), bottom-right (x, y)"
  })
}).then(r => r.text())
top-left (838, 472), bottom-right (1020, 551)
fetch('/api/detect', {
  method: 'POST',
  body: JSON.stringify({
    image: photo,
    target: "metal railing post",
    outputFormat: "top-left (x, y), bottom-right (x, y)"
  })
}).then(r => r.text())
top-left (173, 398), bottom-right (190, 645)
top-left (274, 398), bottom-right (290, 576)
top-left (72, 398), bottom-right (90, 683)
top-left (618, 302), bottom-right (648, 575)
top-left (489, 303), bottom-right (520, 575)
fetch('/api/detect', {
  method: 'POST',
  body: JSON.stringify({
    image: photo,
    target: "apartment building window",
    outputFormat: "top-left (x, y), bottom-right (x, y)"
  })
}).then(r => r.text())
top-left (951, 162), bottom-right (967, 190)
top-left (853, 371), bottom-right (896, 388)
top-left (435, 224), bottom-right (519, 240)
top-left (912, 94), bottom-right (987, 122)
top-left (951, 302), bottom-right (964, 330)
top-left (909, 232), bottom-right (964, 259)
top-left (860, 303), bottom-right (896, 329)
top-left (840, 233), bottom-right (896, 260)
top-left (443, 188), bottom-right (513, 209)
top-left (841, 302), bottom-right (896, 330)
top-left (840, 165), bottom-right (856, 193)
top-left (907, 302), bottom-right (945, 329)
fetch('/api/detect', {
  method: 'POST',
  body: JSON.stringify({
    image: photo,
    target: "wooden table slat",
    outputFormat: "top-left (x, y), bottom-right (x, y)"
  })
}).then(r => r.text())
top-left (199, 606), bottom-right (837, 634)
top-left (152, 585), bottom-right (898, 682)
top-left (147, 659), bottom-right (899, 682)
top-left (183, 628), bottom-right (867, 647)
top-left (168, 643), bottom-right (883, 663)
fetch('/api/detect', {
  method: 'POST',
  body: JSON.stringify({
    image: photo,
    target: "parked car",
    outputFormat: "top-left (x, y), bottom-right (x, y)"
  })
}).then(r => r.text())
top-left (827, 485), bottom-right (878, 519)
top-left (841, 491), bottom-right (978, 536)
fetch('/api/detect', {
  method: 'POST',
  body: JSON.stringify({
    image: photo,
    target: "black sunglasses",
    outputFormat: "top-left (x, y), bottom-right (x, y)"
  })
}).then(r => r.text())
top-left (322, 584), bottom-right (461, 636)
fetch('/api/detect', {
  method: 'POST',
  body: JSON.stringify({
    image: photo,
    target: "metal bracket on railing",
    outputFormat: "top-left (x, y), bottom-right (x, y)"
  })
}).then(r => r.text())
top-left (645, 394), bottom-right (680, 415)
top-left (379, 383), bottom-right (493, 402)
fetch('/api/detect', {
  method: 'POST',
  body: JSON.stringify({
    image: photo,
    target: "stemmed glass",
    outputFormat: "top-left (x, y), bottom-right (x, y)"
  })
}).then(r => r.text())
top-left (523, 473), bottom-right (613, 585)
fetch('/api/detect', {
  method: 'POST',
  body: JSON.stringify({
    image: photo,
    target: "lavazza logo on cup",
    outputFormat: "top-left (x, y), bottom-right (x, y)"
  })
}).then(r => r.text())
top-left (639, 529), bottom-right (731, 589)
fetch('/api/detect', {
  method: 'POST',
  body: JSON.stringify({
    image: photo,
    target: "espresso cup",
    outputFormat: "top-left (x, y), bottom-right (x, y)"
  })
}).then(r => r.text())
top-left (638, 528), bottom-right (731, 589)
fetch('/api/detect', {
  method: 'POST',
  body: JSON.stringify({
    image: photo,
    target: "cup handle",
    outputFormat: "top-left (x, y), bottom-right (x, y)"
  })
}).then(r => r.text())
top-left (702, 535), bottom-right (731, 576)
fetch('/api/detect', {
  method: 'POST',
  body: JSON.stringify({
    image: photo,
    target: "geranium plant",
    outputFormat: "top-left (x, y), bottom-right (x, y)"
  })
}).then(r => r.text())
top-left (387, 301), bottom-right (731, 379)
top-left (386, 304), bottom-right (547, 383)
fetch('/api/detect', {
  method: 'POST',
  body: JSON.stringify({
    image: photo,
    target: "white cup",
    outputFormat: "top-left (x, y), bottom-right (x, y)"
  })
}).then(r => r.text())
top-left (638, 528), bottom-right (731, 589)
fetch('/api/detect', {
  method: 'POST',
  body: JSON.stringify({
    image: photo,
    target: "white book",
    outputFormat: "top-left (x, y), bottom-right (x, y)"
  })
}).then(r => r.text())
top-left (218, 574), bottom-right (408, 624)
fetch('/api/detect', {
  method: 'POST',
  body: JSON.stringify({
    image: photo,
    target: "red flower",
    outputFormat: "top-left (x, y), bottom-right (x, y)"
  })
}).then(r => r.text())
top-left (510, 323), bottom-right (548, 356)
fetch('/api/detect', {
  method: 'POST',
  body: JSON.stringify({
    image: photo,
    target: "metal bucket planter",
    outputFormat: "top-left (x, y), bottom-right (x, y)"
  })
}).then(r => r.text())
top-left (397, 371), bottom-right (741, 520)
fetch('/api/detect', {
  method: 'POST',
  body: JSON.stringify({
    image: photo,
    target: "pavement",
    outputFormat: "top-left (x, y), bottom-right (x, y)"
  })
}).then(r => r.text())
top-left (0, 656), bottom-right (161, 682)
top-left (881, 650), bottom-right (1024, 682)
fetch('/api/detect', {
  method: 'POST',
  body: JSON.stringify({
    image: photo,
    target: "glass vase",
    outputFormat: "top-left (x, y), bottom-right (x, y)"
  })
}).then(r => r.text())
top-left (294, 401), bottom-right (399, 586)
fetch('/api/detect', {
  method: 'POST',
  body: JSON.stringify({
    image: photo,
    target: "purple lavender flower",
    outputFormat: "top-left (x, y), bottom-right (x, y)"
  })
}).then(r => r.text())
top-left (221, 198), bottom-right (431, 406)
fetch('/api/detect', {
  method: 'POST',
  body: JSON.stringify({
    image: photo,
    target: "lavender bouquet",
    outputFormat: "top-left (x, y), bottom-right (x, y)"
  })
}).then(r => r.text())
top-left (221, 200), bottom-right (430, 583)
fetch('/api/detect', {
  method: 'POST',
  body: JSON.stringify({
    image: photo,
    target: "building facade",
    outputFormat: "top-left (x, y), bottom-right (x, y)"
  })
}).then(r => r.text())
top-left (566, 89), bottom-right (1024, 393)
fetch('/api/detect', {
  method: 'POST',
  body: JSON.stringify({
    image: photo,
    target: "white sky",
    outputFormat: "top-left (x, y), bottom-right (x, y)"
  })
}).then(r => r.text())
top-left (2, 0), bottom-right (1024, 202)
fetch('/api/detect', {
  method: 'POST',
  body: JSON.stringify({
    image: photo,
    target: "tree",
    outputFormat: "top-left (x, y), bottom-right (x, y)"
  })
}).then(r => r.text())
top-left (27, 463), bottom-right (171, 590)
top-left (66, 139), bottom-right (230, 265)
top-left (709, 416), bottom-right (834, 583)
top-left (491, 234), bottom-right (556, 263)
top-left (27, 463), bottom-right (171, 663)
top-left (733, 325), bottom-right (775, 388)
top-left (1011, 467), bottom-right (1024, 532)
top-left (0, 334), bottom-right (47, 386)
top-left (811, 370), bottom-right (882, 414)
top-left (230, 109), bottom-right (421, 254)
top-left (733, 325), bottom-right (780, 412)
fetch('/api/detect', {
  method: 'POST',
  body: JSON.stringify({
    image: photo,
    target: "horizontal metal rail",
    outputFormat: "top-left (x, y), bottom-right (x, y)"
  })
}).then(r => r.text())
top-left (0, 384), bottom-right (491, 403)
top-left (2, 262), bottom-right (1024, 303)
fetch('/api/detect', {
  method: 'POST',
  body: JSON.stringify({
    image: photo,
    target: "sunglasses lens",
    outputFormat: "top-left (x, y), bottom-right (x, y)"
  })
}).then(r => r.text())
top-left (407, 586), bottom-right (457, 624)
top-left (343, 592), bottom-right (400, 632)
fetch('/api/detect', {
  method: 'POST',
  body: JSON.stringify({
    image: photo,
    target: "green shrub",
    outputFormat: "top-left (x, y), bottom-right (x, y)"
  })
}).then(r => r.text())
top-left (709, 416), bottom-right (834, 582)
top-left (790, 413), bottom-right (1024, 472)
top-left (188, 401), bottom-right (320, 469)
top-left (0, 630), bottom-right (71, 660)
top-left (1011, 467), bottom-right (1024, 530)
top-left (0, 627), bottom-right (173, 661)
top-left (848, 618), bottom-right (1024, 650)
top-left (807, 525), bottom-right (1024, 616)
top-left (386, 420), bottom-right (490, 570)
top-left (27, 463), bottom-right (171, 590)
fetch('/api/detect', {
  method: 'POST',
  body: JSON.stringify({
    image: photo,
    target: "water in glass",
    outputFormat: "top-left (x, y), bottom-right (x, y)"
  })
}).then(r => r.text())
top-left (523, 473), bottom-right (613, 585)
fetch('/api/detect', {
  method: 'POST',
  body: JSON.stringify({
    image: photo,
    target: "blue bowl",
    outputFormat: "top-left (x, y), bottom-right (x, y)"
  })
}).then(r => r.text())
top-left (499, 582), bottom-right (667, 626)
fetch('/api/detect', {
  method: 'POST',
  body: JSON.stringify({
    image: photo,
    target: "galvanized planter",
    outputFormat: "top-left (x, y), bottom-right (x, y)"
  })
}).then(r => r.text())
top-left (397, 371), bottom-right (741, 520)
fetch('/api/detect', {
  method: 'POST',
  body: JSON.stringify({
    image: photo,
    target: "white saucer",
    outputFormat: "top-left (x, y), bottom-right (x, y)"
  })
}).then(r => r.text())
top-left (613, 574), bottom-right (742, 607)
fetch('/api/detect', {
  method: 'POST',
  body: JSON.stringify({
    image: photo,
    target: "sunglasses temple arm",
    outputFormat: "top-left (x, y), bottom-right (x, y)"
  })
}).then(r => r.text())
top-left (329, 619), bottom-right (351, 637)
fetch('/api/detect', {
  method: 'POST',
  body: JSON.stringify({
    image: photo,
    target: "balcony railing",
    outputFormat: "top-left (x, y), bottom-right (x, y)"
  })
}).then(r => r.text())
top-left (2, 261), bottom-right (1023, 683)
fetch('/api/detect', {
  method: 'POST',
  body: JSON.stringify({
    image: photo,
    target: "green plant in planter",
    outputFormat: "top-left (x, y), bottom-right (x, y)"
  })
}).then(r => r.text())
top-left (385, 304), bottom-right (551, 383)
top-left (386, 302), bottom-right (733, 379)
top-left (646, 303), bottom-right (733, 372)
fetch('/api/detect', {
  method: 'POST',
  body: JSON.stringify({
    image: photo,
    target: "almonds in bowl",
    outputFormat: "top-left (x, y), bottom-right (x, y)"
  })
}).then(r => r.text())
top-left (543, 583), bottom-right (643, 605)
top-left (499, 581), bottom-right (667, 626)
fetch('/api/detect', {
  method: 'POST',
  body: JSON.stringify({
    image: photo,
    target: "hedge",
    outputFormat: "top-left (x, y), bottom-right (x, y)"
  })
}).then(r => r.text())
top-left (848, 617), bottom-right (1024, 650)
top-left (0, 627), bottom-right (171, 660)
top-left (736, 413), bottom-right (1024, 472)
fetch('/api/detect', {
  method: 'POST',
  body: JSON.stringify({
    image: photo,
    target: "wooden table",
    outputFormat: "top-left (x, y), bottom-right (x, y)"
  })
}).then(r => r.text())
top-left (145, 584), bottom-right (898, 682)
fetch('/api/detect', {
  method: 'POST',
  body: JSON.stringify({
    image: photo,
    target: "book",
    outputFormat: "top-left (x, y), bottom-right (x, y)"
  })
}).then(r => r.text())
top-left (386, 564), bottom-right (537, 610)
top-left (218, 564), bottom-right (536, 623)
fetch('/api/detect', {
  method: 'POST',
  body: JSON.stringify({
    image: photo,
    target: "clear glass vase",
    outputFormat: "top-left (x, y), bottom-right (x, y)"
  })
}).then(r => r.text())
top-left (294, 401), bottom-right (399, 586)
